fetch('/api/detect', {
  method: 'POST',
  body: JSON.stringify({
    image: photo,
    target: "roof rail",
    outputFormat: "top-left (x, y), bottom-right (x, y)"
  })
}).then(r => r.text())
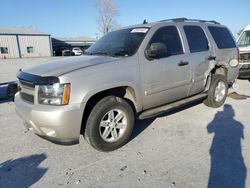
top-left (187, 19), bottom-right (220, 24)
top-left (159, 17), bottom-right (188, 22)
top-left (159, 18), bottom-right (220, 24)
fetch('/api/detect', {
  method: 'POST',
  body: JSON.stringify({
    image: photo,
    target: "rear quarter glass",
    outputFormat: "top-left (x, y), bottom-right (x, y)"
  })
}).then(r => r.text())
top-left (208, 26), bottom-right (236, 49)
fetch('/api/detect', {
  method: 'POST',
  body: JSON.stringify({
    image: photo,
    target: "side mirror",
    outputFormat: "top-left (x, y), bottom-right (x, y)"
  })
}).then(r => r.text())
top-left (145, 42), bottom-right (167, 60)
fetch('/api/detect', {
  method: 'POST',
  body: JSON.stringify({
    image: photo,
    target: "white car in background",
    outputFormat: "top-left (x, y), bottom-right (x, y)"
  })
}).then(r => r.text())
top-left (72, 47), bottom-right (83, 56)
top-left (237, 24), bottom-right (250, 79)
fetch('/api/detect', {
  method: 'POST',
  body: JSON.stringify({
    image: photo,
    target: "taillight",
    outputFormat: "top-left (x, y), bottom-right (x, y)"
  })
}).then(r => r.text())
top-left (229, 48), bottom-right (240, 68)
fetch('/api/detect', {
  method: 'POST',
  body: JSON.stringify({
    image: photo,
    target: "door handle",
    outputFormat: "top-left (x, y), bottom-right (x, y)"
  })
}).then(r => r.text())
top-left (178, 61), bottom-right (189, 66)
top-left (207, 55), bottom-right (216, 60)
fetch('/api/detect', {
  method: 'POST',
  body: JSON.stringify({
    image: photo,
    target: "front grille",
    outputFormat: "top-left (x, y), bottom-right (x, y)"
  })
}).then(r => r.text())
top-left (240, 64), bottom-right (250, 69)
top-left (240, 53), bottom-right (250, 61)
top-left (19, 79), bottom-right (35, 88)
top-left (18, 79), bottom-right (35, 104)
top-left (20, 92), bottom-right (34, 103)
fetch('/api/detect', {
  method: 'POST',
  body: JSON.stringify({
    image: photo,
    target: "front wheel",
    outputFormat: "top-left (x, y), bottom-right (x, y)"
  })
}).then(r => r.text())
top-left (204, 74), bottom-right (228, 108)
top-left (84, 96), bottom-right (134, 152)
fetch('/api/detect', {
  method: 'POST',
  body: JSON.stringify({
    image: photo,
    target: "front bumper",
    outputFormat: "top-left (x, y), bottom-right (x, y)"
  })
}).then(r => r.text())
top-left (74, 52), bottom-right (83, 56)
top-left (239, 69), bottom-right (250, 79)
top-left (238, 63), bottom-right (250, 79)
top-left (15, 93), bottom-right (85, 145)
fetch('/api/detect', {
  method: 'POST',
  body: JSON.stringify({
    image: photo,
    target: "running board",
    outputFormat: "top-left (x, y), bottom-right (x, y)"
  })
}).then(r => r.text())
top-left (138, 93), bottom-right (207, 120)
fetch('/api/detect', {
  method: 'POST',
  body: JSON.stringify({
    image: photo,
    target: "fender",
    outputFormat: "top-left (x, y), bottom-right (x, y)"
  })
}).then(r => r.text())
top-left (81, 82), bottom-right (143, 112)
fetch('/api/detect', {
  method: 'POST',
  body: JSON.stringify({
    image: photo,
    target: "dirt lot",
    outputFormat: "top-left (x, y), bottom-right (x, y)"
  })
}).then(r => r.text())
top-left (0, 57), bottom-right (250, 187)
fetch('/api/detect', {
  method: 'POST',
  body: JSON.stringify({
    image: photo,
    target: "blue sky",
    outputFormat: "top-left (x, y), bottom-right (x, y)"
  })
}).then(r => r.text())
top-left (1, 0), bottom-right (250, 38)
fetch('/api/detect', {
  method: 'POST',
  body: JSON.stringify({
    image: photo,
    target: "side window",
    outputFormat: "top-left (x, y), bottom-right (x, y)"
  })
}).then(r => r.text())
top-left (149, 26), bottom-right (183, 57)
top-left (208, 26), bottom-right (236, 49)
top-left (184, 26), bottom-right (209, 53)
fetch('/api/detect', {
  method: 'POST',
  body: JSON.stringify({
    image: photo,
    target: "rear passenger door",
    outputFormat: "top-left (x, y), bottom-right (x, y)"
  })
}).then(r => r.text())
top-left (181, 24), bottom-right (214, 96)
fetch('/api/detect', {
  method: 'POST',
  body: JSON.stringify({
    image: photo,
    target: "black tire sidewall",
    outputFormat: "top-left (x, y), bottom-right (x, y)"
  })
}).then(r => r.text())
top-left (85, 96), bottom-right (134, 151)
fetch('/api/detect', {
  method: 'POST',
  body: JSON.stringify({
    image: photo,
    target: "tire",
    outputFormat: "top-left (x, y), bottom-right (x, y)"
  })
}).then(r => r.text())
top-left (84, 96), bottom-right (134, 152)
top-left (204, 74), bottom-right (228, 108)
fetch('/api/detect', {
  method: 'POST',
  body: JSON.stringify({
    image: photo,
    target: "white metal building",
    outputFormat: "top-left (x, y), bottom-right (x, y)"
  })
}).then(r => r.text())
top-left (0, 28), bottom-right (52, 59)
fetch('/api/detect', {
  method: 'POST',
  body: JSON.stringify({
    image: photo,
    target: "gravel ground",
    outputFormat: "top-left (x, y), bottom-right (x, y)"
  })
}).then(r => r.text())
top-left (0, 58), bottom-right (250, 188)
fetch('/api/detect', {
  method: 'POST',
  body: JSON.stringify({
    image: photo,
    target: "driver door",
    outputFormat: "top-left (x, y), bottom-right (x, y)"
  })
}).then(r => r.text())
top-left (140, 25), bottom-right (192, 109)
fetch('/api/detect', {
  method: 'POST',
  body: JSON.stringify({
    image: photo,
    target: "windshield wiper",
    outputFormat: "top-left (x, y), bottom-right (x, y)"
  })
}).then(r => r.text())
top-left (89, 51), bottom-right (116, 57)
top-left (113, 50), bottom-right (130, 57)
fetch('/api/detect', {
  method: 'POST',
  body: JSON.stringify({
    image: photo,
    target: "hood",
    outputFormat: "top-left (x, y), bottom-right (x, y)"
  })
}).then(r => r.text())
top-left (23, 55), bottom-right (119, 77)
top-left (238, 45), bottom-right (250, 53)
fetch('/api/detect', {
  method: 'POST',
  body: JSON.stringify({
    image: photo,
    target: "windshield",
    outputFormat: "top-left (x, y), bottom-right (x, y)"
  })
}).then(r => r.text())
top-left (86, 27), bottom-right (149, 57)
top-left (237, 31), bottom-right (250, 46)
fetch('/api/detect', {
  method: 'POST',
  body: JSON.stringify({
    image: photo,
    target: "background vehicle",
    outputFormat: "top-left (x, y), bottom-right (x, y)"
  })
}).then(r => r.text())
top-left (237, 24), bottom-right (250, 79)
top-left (62, 49), bottom-right (75, 56)
top-left (72, 47), bottom-right (83, 56)
top-left (15, 18), bottom-right (239, 152)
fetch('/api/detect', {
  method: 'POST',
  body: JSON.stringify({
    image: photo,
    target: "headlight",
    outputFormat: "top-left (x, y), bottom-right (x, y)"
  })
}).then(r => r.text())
top-left (38, 83), bottom-right (70, 105)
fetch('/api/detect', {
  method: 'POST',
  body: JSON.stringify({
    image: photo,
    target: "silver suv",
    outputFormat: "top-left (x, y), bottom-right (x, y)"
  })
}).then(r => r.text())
top-left (15, 18), bottom-right (239, 151)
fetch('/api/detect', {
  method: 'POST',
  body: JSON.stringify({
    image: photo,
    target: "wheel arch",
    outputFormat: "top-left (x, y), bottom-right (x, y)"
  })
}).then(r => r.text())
top-left (212, 65), bottom-right (228, 77)
top-left (80, 85), bottom-right (140, 135)
top-left (205, 65), bottom-right (228, 91)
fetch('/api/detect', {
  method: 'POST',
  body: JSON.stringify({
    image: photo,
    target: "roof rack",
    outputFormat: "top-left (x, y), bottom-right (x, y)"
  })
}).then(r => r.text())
top-left (159, 18), bottom-right (220, 24)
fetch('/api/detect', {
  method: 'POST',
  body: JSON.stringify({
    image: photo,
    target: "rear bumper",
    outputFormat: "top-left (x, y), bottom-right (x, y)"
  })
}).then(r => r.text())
top-left (15, 93), bottom-right (85, 145)
top-left (227, 67), bottom-right (239, 83)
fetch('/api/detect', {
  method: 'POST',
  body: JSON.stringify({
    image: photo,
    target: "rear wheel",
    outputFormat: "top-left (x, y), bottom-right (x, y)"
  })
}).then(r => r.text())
top-left (204, 74), bottom-right (228, 108)
top-left (84, 96), bottom-right (134, 152)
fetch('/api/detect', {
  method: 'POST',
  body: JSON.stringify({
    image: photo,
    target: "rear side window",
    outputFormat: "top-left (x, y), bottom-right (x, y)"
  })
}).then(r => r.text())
top-left (184, 26), bottom-right (209, 53)
top-left (208, 26), bottom-right (236, 49)
top-left (149, 26), bottom-right (183, 57)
